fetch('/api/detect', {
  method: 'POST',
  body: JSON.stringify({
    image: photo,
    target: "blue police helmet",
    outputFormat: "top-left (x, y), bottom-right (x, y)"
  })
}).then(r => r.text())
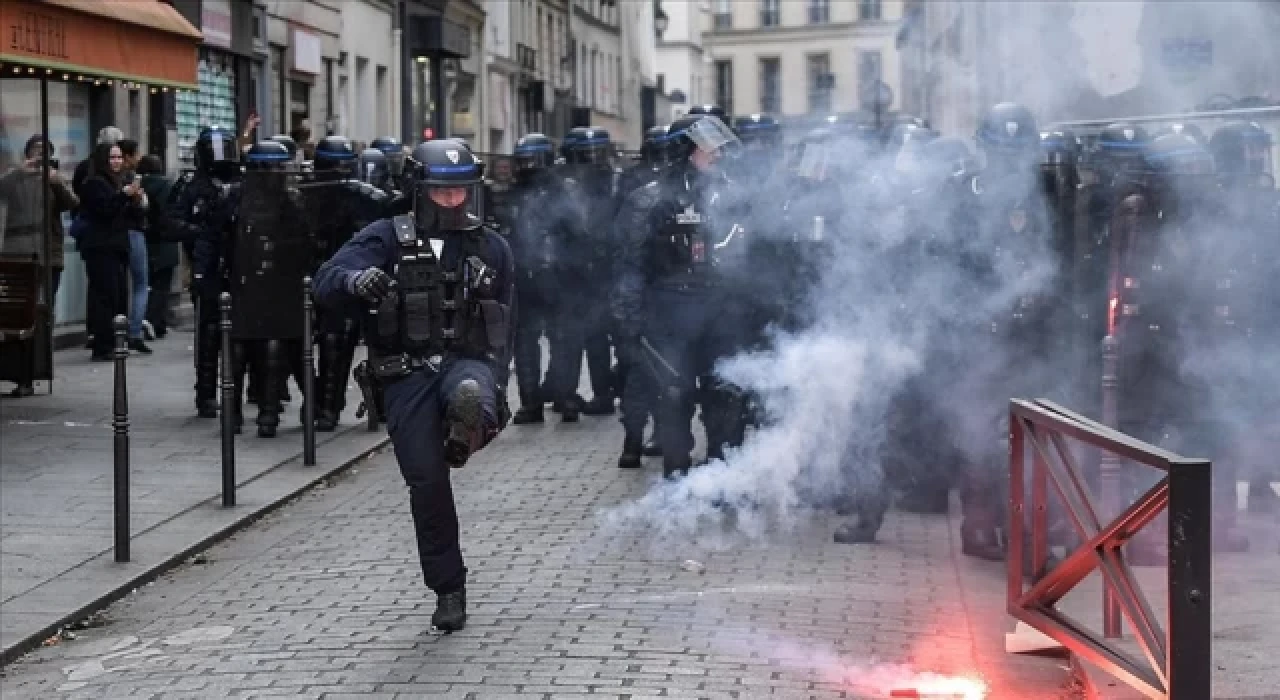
top-left (194, 125), bottom-right (238, 171)
top-left (243, 140), bottom-right (292, 170)
top-left (975, 102), bottom-right (1039, 153)
top-left (314, 135), bottom-right (357, 171)
top-left (409, 139), bottom-right (485, 186)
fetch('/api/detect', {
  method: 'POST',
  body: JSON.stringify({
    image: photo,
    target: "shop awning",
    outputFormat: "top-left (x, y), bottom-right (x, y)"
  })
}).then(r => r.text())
top-left (0, 0), bottom-right (202, 90)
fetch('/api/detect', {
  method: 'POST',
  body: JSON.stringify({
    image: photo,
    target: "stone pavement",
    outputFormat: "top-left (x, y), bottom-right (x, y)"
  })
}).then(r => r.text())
top-left (0, 328), bottom-right (388, 662)
top-left (0, 405), bottom-right (1083, 700)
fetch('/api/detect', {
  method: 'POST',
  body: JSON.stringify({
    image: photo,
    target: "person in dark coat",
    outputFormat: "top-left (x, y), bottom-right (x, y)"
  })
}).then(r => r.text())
top-left (78, 141), bottom-right (147, 360)
top-left (136, 155), bottom-right (179, 339)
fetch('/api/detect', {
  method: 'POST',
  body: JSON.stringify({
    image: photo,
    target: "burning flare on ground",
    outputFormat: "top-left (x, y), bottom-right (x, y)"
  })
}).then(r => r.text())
top-left (837, 664), bottom-right (989, 700)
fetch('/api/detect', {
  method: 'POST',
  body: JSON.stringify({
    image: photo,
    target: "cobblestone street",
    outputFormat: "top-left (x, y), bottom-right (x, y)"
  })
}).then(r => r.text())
top-left (0, 406), bottom-right (1079, 700)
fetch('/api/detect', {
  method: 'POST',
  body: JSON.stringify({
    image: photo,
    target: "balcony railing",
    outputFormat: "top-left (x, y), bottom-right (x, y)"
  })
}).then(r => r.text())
top-left (1007, 398), bottom-right (1211, 700)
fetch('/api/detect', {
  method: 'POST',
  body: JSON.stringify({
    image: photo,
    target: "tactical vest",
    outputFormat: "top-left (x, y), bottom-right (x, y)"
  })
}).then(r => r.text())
top-left (652, 188), bottom-right (717, 287)
top-left (368, 215), bottom-right (505, 362)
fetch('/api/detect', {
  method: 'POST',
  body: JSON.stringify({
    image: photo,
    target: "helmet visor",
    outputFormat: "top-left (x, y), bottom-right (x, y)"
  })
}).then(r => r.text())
top-left (684, 116), bottom-right (740, 156)
top-left (206, 131), bottom-right (235, 164)
top-left (413, 183), bottom-right (484, 232)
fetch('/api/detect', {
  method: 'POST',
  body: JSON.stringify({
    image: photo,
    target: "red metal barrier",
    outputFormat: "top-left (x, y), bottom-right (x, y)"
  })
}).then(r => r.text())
top-left (1007, 398), bottom-right (1211, 700)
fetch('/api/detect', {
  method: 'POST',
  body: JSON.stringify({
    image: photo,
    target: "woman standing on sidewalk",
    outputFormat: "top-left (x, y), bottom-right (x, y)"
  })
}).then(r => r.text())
top-left (78, 142), bottom-right (147, 361)
top-left (118, 139), bottom-right (152, 354)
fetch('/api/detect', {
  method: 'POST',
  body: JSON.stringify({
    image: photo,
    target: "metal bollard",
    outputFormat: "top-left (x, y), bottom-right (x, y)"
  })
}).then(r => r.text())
top-left (112, 315), bottom-right (131, 563)
top-left (219, 292), bottom-right (236, 507)
top-left (1099, 334), bottom-right (1122, 638)
top-left (301, 277), bottom-right (316, 466)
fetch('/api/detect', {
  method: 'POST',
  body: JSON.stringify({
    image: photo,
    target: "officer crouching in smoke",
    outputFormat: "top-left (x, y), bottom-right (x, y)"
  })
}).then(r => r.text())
top-left (313, 140), bottom-right (515, 632)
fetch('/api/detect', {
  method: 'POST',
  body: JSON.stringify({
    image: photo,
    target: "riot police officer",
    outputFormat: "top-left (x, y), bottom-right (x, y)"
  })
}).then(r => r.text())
top-left (305, 136), bottom-right (389, 431)
top-left (313, 139), bottom-right (514, 632)
top-left (167, 126), bottom-right (241, 418)
top-left (508, 133), bottom-right (588, 424)
top-left (956, 102), bottom-right (1058, 561)
top-left (228, 140), bottom-right (311, 436)
top-left (1209, 122), bottom-right (1280, 514)
top-left (614, 125), bottom-right (678, 465)
top-left (612, 114), bottom-right (743, 477)
top-left (561, 127), bottom-right (622, 415)
top-left (371, 136), bottom-right (412, 214)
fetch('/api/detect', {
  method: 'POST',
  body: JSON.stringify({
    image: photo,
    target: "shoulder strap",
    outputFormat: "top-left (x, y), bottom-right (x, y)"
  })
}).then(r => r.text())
top-left (392, 214), bottom-right (417, 248)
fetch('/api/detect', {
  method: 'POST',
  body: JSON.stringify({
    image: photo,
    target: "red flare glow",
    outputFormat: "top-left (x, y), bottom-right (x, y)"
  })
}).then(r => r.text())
top-left (1108, 296), bottom-right (1119, 335)
top-left (888, 676), bottom-right (987, 699)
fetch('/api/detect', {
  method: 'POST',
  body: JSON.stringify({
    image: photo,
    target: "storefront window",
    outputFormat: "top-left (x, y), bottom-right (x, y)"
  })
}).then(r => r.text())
top-left (1, 77), bottom-right (91, 324)
top-left (450, 71), bottom-right (477, 139)
top-left (176, 49), bottom-right (239, 165)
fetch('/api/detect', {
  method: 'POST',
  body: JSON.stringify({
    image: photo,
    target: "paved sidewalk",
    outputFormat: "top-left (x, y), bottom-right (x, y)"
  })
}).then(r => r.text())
top-left (0, 329), bottom-right (388, 661)
top-left (1, 409), bottom-right (1082, 699)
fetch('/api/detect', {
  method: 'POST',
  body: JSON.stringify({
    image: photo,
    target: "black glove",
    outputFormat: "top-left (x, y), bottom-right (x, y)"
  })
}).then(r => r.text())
top-left (350, 267), bottom-right (394, 303)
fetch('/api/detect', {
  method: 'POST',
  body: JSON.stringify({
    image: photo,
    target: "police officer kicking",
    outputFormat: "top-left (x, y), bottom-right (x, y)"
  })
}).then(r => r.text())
top-left (313, 140), bottom-right (515, 631)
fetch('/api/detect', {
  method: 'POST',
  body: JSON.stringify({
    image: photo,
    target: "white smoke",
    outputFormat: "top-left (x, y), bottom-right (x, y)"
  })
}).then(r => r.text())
top-left (603, 0), bottom-right (1279, 545)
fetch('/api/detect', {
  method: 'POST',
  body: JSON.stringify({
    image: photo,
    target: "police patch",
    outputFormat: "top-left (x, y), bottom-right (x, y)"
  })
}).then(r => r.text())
top-left (676, 204), bottom-right (703, 225)
top-left (446, 149), bottom-right (460, 164)
top-left (1006, 121), bottom-right (1019, 137)
top-left (1123, 128), bottom-right (1135, 141)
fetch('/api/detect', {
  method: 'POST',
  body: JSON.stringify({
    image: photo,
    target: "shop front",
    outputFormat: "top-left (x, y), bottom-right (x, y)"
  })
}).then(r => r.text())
top-left (402, 1), bottom-right (470, 143)
top-left (0, 0), bottom-right (199, 389)
top-left (171, 0), bottom-right (259, 165)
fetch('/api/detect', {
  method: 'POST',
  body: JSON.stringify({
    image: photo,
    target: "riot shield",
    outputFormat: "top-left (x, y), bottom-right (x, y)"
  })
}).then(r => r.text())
top-left (297, 179), bottom-right (360, 266)
top-left (230, 169), bottom-right (313, 339)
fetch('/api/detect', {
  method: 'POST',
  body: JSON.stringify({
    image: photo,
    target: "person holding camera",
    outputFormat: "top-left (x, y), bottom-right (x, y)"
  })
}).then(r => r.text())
top-left (0, 135), bottom-right (77, 395)
top-left (77, 141), bottom-right (148, 361)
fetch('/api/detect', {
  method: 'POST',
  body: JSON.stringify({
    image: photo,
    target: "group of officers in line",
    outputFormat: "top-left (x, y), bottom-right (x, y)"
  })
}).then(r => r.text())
top-left (162, 101), bottom-right (1278, 633)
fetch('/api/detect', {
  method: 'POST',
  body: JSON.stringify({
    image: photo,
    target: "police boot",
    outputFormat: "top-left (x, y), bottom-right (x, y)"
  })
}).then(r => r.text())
top-left (560, 393), bottom-right (582, 423)
top-left (315, 333), bottom-right (343, 432)
top-left (444, 379), bottom-right (485, 469)
top-left (834, 492), bottom-right (888, 544)
top-left (663, 454), bottom-right (692, 481)
top-left (642, 435), bottom-right (662, 457)
top-left (618, 433), bottom-right (643, 469)
top-left (194, 318), bottom-right (221, 418)
top-left (512, 404), bottom-right (544, 425)
top-left (431, 589), bottom-right (466, 632)
top-left (255, 340), bottom-right (284, 438)
top-left (582, 395), bottom-right (615, 416)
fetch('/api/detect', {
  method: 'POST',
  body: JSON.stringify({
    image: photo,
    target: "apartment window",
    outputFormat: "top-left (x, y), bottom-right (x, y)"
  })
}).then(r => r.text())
top-left (858, 0), bottom-right (882, 21)
top-left (858, 49), bottom-right (883, 96)
top-left (807, 53), bottom-right (832, 113)
top-left (714, 59), bottom-right (734, 116)
top-left (714, 0), bottom-right (732, 29)
top-left (760, 0), bottom-right (779, 28)
top-left (808, 0), bottom-right (830, 24)
top-left (759, 57), bottom-right (780, 113)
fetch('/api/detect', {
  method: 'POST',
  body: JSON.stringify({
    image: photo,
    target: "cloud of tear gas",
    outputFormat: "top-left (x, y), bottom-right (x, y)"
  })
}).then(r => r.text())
top-left (604, 0), bottom-right (1280, 544)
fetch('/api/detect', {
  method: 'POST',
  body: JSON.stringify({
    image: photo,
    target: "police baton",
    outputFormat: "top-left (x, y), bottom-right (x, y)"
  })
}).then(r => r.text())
top-left (637, 336), bottom-right (683, 399)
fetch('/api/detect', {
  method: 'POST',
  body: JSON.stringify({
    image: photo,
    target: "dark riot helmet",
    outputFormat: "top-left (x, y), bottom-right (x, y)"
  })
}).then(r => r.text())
top-left (514, 133), bottom-right (556, 174)
top-left (407, 139), bottom-right (486, 233)
top-left (562, 127), bottom-right (613, 165)
top-left (1093, 122), bottom-right (1150, 174)
top-left (732, 113), bottom-right (782, 149)
top-left (194, 126), bottom-right (239, 175)
top-left (314, 135), bottom-right (358, 174)
top-left (641, 125), bottom-right (674, 165)
top-left (243, 140), bottom-right (292, 170)
top-left (371, 136), bottom-right (406, 176)
top-left (1040, 129), bottom-right (1080, 168)
top-left (1145, 132), bottom-right (1216, 176)
top-left (268, 134), bottom-right (298, 160)
top-left (358, 147), bottom-right (389, 186)
top-left (975, 102), bottom-right (1040, 156)
top-left (667, 114), bottom-right (740, 166)
top-left (891, 123), bottom-right (940, 175)
top-left (1209, 121), bottom-right (1274, 177)
top-left (687, 104), bottom-right (728, 119)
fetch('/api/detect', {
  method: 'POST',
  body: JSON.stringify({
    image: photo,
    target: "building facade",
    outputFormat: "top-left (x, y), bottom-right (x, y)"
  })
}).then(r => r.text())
top-left (897, 0), bottom-right (1280, 139)
top-left (703, 0), bottom-right (904, 131)
top-left (570, 0), bottom-right (627, 143)
top-left (656, 0), bottom-right (711, 123)
top-left (484, 0), bottom-right (517, 152)
top-left (262, 0), bottom-right (341, 153)
top-left (335, 0), bottom-right (400, 147)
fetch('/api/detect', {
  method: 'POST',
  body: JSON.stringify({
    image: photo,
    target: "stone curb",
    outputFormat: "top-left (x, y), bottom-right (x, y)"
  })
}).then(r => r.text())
top-left (0, 433), bottom-right (390, 667)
